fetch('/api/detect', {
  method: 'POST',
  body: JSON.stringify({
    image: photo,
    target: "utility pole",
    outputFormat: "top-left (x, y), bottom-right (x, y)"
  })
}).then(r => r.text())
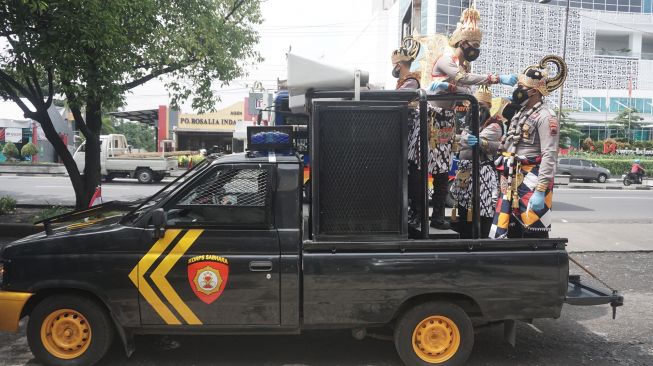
top-left (540, 0), bottom-right (570, 121)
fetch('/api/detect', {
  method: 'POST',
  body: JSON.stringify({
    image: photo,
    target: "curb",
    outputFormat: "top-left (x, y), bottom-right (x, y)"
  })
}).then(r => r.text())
top-left (0, 223), bottom-right (42, 237)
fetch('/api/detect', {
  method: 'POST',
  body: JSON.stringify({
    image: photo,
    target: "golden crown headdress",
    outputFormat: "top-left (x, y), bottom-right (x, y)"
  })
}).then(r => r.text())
top-left (449, 3), bottom-right (482, 47)
top-left (392, 36), bottom-right (421, 64)
top-left (474, 85), bottom-right (492, 106)
top-left (518, 55), bottom-right (568, 96)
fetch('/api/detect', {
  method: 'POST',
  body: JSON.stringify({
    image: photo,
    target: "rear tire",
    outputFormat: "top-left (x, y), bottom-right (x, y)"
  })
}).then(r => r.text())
top-left (27, 294), bottom-right (114, 366)
top-left (623, 177), bottom-right (632, 186)
top-left (394, 301), bottom-right (474, 366)
top-left (152, 173), bottom-right (164, 183)
top-left (136, 168), bottom-right (154, 184)
top-left (597, 174), bottom-right (607, 183)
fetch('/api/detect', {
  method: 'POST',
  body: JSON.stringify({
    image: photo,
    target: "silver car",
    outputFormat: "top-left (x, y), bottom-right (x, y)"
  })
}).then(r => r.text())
top-left (557, 158), bottom-right (611, 183)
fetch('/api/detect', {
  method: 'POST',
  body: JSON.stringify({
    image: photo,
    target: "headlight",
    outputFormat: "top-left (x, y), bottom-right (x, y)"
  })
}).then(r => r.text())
top-left (0, 263), bottom-right (4, 286)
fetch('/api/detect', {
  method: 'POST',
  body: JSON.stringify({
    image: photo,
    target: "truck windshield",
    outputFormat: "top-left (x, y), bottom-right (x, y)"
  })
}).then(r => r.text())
top-left (122, 158), bottom-right (211, 224)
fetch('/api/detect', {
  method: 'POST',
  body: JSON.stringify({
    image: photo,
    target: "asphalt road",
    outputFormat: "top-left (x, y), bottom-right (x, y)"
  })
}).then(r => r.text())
top-left (0, 252), bottom-right (651, 366)
top-left (2, 176), bottom-right (652, 251)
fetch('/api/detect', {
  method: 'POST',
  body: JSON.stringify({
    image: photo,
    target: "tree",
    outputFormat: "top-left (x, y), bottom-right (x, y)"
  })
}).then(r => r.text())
top-left (21, 142), bottom-right (39, 162)
top-left (113, 121), bottom-right (156, 152)
top-left (2, 142), bottom-right (19, 161)
top-left (1, 0), bottom-right (262, 208)
top-left (613, 108), bottom-right (644, 140)
top-left (556, 108), bottom-right (584, 148)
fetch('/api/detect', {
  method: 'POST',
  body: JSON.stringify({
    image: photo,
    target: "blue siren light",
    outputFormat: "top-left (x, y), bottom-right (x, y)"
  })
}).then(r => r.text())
top-left (247, 126), bottom-right (294, 151)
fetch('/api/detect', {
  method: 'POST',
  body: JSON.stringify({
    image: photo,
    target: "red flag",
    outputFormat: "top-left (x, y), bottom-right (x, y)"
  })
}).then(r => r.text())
top-left (88, 185), bottom-right (103, 207)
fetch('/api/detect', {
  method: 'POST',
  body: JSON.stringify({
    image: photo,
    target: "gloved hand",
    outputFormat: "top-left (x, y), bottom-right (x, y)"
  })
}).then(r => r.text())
top-left (527, 190), bottom-right (546, 212)
top-left (467, 134), bottom-right (478, 146)
top-left (499, 74), bottom-right (518, 86)
top-left (428, 81), bottom-right (450, 93)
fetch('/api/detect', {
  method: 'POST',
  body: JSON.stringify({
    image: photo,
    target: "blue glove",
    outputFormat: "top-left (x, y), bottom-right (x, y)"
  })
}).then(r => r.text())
top-left (499, 74), bottom-right (518, 86)
top-left (467, 134), bottom-right (478, 146)
top-left (528, 190), bottom-right (546, 212)
top-left (428, 81), bottom-right (450, 93)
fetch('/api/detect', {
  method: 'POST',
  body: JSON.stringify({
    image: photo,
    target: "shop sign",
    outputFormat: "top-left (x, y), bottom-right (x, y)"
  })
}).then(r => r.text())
top-left (178, 102), bottom-right (244, 131)
top-left (4, 128), bottom-right (23, 142)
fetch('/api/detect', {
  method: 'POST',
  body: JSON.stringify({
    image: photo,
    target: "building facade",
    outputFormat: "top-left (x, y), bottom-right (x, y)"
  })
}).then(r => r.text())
top-left (386, 0), bottom-right (653, 142)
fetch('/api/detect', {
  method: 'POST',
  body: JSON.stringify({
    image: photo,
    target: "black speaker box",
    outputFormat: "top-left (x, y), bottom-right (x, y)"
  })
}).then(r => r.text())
top-left (310, 101), bottom-right (408, 240)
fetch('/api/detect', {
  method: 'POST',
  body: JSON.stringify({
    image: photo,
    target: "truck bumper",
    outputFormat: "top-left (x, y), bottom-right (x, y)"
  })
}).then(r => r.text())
top-left (0, 291), bottom-right (33, 332)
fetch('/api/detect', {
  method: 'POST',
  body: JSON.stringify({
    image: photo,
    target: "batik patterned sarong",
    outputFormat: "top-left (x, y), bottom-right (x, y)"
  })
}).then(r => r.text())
top-left (489, 157), bottom-right (554, 239)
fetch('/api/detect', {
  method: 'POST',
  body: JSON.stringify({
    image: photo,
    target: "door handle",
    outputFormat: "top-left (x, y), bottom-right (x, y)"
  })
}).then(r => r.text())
top-left (249, 261), bottom-right (273, 272)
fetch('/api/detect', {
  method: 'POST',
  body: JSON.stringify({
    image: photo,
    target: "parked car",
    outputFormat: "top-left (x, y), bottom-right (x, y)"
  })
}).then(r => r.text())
top-left (557, 158), bottom-right (611, 183)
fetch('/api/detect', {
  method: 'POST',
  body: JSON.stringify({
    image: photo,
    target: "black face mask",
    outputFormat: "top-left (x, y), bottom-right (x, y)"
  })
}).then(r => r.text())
top-left (512, 86), bottom-right (531, 106)
top-left (502, 103), bottom-right (521, 121)
top-left (392, 65), bottom-right (400, 78)
top-left (462, 45), bottom-right (480, 61)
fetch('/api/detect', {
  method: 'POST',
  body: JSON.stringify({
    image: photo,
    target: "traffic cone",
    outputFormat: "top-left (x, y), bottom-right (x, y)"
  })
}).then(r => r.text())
top-left (89, 185), bottom-right (103, 207)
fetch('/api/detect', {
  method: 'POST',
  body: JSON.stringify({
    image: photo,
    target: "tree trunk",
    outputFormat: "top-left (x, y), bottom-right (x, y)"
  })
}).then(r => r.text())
top-left (82, 100), bottom-right (103, 208)
top-left (33, 110), bottom-right (87, 208)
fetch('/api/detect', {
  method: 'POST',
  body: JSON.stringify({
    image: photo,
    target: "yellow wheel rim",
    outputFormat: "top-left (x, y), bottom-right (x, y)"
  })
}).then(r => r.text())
top-left (40, 309), bottom-right (92, 359)
top-left (412, 315), bottom-right (461, 364)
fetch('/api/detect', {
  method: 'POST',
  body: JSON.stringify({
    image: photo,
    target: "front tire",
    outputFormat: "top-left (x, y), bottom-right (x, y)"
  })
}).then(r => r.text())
top-left (623, 177), bottom-right (632, 186)
top-left (136, 168), bottom-right (154, 184)
top-left (394, 301), bottom-right (474, 366)
top-left (27, 295), bottom-right (114, 366)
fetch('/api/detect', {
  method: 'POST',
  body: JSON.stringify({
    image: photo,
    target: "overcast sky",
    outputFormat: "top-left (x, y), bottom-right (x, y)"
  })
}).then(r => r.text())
top-left (123, 0), bottom-right (383, 113)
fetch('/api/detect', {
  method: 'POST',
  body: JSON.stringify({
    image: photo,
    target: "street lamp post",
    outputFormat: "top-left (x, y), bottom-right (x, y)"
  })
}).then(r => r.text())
top-left (539, 0), bottom-right (571, 121)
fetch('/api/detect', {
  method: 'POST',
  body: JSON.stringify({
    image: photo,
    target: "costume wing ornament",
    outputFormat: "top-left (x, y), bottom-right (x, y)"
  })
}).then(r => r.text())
top-left (412, 33), bottom-right (452, 88)
top-left (540, 55), bottom-right (568, 94)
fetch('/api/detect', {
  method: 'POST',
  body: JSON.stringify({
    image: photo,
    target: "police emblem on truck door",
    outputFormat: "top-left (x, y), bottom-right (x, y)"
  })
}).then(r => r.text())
top-left (187, 255), bottom-right (230, 304)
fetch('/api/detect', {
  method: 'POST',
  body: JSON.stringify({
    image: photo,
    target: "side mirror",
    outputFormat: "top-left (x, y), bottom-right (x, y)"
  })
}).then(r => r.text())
top-left (152, 208), bottom-right (167, 239)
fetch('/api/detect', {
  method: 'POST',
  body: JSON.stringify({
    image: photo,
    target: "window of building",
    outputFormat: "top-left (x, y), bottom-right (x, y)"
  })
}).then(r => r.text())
top-left (644, 0), bottom-right (653, 13)
top-left (166, 167), bottom-right (271, 228)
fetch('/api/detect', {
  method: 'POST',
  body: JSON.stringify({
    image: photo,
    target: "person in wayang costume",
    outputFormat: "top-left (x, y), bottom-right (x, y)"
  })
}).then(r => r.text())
top-left (391, 37), bottom-right (423, 227)
top-left (426, 3), bottom-right (517, 230)
top-left (489, 55), bottom-right (568, 239)
top-left (451, 86), bottom-right (503, 238)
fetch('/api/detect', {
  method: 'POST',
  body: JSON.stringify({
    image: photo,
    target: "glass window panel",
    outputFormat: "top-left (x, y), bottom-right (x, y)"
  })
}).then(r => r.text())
top-left (631, 5), bottom-right (642, 11)
top-left (631, 0), bottom-right (642, 6)
top-left (606, 4), bottom-right (618, 10)
top-left (437, 14), bottom-right (448, 24)
top-left (618, 4), bottom-right (630, 10)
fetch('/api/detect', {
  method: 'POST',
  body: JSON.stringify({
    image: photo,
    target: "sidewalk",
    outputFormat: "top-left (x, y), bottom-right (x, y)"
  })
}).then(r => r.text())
top-left (556, 178), bottom-right (652, 190)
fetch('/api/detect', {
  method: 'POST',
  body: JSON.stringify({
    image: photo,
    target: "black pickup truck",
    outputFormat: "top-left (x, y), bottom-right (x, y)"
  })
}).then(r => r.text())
top-left (0, 91), bottom-right (622, 366)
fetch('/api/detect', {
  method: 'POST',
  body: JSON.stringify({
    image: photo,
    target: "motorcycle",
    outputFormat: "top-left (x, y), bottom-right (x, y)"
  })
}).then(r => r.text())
top-left (622, 172), bottom-right (645, 186)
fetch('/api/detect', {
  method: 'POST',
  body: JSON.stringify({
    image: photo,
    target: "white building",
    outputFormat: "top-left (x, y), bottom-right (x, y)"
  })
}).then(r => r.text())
top-left (378, 0), bottom-right (653, 142)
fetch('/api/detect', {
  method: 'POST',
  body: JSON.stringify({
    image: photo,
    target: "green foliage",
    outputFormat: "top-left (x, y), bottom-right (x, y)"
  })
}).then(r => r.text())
top-left (572, 155), bottom-right (653, 175)
top-left (556, 109), bottom-right (585, 148)
top-left (20, 142), bottom-right (39, 159)
top-left (613, 108), bottom-right (644, 132)
top-left (113, 122), bottom-right (155, 152)
top-left (0, 196), bottom-right (17, 215)
top-left (101, 116), bottom-right (116, 135)
top-left (31, 206), bottom-right (72, 224)
top-left (2, 142), bottom-right (19, 160)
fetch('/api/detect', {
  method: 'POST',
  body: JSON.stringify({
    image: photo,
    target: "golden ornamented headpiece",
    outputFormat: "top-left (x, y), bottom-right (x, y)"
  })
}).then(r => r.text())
top-left (391, 36), bottom-right (421, 64)
top-left (518, 55), bottom-right (568, 96)
top-left (449, 3), bottom-right (483, 47)
top-left (474, 85), bottom-right (492, 106)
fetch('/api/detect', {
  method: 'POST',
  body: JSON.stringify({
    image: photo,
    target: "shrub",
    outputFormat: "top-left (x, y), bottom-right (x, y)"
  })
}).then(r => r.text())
top-left (583, 157), bottom-right (653, 175)
top-left (2, 142), bottom-right (19, 160)
top-left (20, 142), bottom-right (39, 161)
top-left (0, 196), bottom-right (17, 215)
top-left (31, 206), bottom-right (72, 224)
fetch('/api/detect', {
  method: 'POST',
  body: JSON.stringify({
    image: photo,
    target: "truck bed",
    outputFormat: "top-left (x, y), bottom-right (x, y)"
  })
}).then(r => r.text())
top-left (300, 200), bottom-right (569, 328)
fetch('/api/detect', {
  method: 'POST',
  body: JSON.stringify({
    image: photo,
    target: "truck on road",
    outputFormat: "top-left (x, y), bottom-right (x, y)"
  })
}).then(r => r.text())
top-left (73, 134), bottom-right (177, 184)
top-left (0, 87), bottom-right (622, 366)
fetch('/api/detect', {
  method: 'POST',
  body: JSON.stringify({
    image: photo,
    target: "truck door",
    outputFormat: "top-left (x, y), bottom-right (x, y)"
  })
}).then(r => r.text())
top-left (138, 164), bottom-right (281, 326)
